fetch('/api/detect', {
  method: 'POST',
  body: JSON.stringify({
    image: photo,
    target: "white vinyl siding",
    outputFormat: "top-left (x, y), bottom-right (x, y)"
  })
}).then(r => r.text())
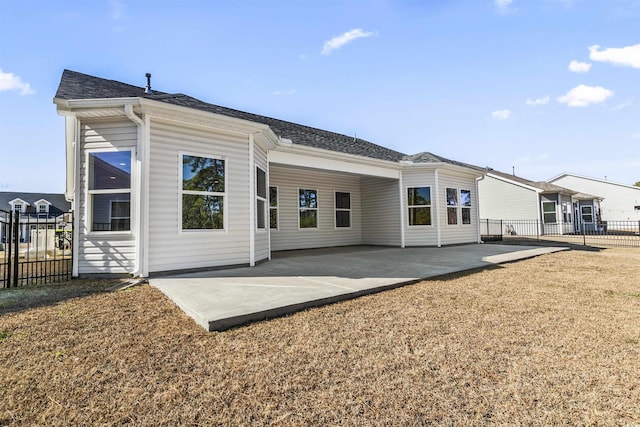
top-left (478, 175), bottom-right (540, 220)
top-left (402, 169), bottom-right (437, 246)
top-left (78, 119), bottom-right (137, 274)
top-left (269, 165), bottom-right (362, 251)
top-left (438, 172), bottom-right (479, 245)
top-left (361, 177), bottom-right (401, 246)
top-left (147, 119), bottom-right (251, 273)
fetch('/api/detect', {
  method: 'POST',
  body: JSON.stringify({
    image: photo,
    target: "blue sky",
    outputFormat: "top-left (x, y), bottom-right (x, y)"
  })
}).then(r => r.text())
top-left (1, 0), bottom-right (639, 193)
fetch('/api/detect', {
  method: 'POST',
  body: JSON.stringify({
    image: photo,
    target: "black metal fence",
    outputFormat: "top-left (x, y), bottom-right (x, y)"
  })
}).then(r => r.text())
top-left (1, 209), bottom-right (74, 288)
top-left (480, 218), bottom-right (640, 248)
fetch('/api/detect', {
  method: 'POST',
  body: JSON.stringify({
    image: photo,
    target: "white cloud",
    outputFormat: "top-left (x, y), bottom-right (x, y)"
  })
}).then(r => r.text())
top-left (557, 85), bottom-right (613, 107)
top-left (494, 0), bottom-right (514, 13)
top-left (588, 43), bottom-right (640, 69)
top-left (273, 89), bottom-right (295, 96)
top-left (321, 28), bottom-right (374, 55)
top-left (568, 60), bottom-right (591, 73)
top-left (612, 99), bottom-right (633, 110)
top-left (0, 69), bottom-right (35, 95)
top-left (526, 96), bottom-right (549, 106)
top-left (491, 109), bottom-right (511, 120)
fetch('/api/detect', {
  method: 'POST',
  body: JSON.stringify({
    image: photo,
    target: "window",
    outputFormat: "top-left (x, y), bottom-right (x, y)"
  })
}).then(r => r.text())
top-left (407, 187), bottom-right (431, 226)
top-left (269, 187), bottom-right (278, 229)
top-left (461, 190), bottom-right (472, 225)
top-left (38, 204), bottom-right (47, 214)
top-left (181, 154), bottom-right (225, 230)
top-left (581, 205), bottom-right (593, 223)
top-left (88, 150), bottom-right (131, 232)
top-left (542, 201), bottom-right (557, 224)
top-left (446, 188), bottom-right (458, 225)
top-left (299, 189), bottom-right (318, 229)
top-left (562, 202), bottom-right (572, 223)
top-left (335, 192), bottom-right (351, 228)
top-left (13, 204), bottom-right (22, 213)
top-left (256, 167), bottom-right (267, 230)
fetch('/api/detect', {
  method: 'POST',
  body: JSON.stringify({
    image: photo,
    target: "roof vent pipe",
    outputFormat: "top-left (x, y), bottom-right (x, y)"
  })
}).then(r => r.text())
top-left (144, 73), bottom-right (152, 94)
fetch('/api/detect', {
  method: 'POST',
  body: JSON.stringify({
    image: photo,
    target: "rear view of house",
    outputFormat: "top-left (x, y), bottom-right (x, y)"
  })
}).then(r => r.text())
top-left (54, 70), bottom-right (484, 277)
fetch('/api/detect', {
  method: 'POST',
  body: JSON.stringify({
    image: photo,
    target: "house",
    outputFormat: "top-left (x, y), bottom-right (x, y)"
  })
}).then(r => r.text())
top-left (54, 70), bottom-right (484, 277)
top-left (548, 173), bottom-right (640, 223)
top-left (0, 192), bottom-right (71, 243)
top-left (477, 170), bottom-right (602, 235)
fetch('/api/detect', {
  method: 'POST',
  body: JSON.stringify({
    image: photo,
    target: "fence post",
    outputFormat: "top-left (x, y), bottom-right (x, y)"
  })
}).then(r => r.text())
top-left (500, 220), bottom-right (503, 240)
top-left (536, 219), bottom-right (540, 242)
top-left (582, 221), bottom-right (586, 246)
top-left (12, 211), bottom-right (19, 287)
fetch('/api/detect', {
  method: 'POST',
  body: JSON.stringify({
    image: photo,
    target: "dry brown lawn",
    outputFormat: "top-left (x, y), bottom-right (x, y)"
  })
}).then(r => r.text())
top-left (1, 248), bottom-right (639, 425)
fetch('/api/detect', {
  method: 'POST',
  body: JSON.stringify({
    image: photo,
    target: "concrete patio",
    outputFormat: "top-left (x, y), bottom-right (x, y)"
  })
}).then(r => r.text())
top-left (150, 244), bottom-right (567, 331)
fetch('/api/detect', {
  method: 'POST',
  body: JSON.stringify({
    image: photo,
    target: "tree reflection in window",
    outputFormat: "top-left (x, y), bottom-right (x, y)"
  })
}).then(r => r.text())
top-left (181, 155), bottom-right (225, 230)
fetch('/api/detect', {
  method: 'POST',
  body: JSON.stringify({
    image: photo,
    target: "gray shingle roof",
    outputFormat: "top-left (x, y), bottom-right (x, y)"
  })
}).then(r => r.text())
top-left (55, 70), bottom-right (482, 171)
top-left (0, 192), bottom-right (70, 214)
top-left (56, 70), bottom-right (407, 162)
top-left (488, 170), bottom-right (578, 194)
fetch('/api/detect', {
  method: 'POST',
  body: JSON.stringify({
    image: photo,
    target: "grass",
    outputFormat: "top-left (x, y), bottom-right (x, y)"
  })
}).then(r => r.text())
top-left (1, 248), bottom-right (639, 425)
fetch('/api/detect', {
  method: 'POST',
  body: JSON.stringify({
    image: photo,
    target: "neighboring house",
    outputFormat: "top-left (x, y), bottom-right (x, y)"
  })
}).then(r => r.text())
top-left (548, 173), bottom-right (640, 222)
top-left (54, 70), bottom-right (485, 277)
top-left (478, 170), bottom-right (602, 235)
top-left (0, 192), bottom-right (71, 243)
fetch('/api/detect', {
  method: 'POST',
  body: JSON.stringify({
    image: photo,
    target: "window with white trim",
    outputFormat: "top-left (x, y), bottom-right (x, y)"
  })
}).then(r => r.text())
top-left (335, 192), bottom-right (351, 228)
top-left (88, 150), bottom-right (132, 232)
top-left (269, 186), bottom-right (278, 229)
top-left (581, 205), bottom-right (593, 223)
top-left (562, 202), bottom-right (572, 223)
top-left (256, 167), bottom-right (267, 230)
top-left (299, 189), bottom-right (318, 229)
top-left (542, 201), bottom-right (557, 224)
top-left (461, 189), bottom-right (472, 225)
top-left (13, 204), bottom-right (22, 213)
top-left (38, 204), bottom-right (48, 214)
top-left (407, 186), bottom-right (431, 226)
top-left (181, 153), bottom-right (225, 230)
top-left (446, 187), bottom-right (458, 225)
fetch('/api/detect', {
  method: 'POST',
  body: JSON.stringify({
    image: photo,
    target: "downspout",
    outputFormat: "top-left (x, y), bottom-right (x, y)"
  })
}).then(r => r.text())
top-left (475, 175), bottom-right (483, 243)
top-left (72, 118), bottom-right (81, 277)
top-left (434, 168), bottom-right (441, 247)
top-left (124, 104), bottom-right (145, 277)
top-left (266, 149), bottom-right (272, 260)
top-left (249, 134), bottom-right (256, 266)
top-left (398, 171), bottom-right (405, 248)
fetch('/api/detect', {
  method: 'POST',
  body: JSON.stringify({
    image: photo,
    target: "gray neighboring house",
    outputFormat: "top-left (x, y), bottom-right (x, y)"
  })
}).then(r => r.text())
top-left (0, 192), bottom-right (71, 243)
top-left (478, 170), bottom-right (602, 235)
top-left (548, 173), bottom-right (640, 223)
top-left (54, 70), bottom-right (486, 277)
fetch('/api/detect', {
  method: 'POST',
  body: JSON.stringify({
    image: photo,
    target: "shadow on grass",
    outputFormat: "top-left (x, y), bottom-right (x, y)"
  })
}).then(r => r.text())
top-left (485, 238), bottom-right (606, 252)
top-left (0, 279), bottom-right (128, 316)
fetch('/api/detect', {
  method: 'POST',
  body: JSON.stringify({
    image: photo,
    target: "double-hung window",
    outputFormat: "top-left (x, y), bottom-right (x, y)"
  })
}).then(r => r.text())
top-left (407, 187), bottom-right (431, 226)
top-left (88, 150), bottom-right (132, 232)
top-left (581, 205), bottom-right (593, 223)
top-left (181, 153), bottom-right (225, 231)
top-left (562, 202), bottom-right (572, 223)
top-left (269, 186), bottom-right (278, 229)
top-left (446, 188), bottom-right (458, 225)
top-left (299, 189), bottom-right (318, 229)
top-left (256, 167), bottom-right (267, 230)
top-left (542, 201), bottom-right (557, 224)
top-left (461, 190), bottom-right (472, 225)
top-left (335, 192), bottom-right (351, 228)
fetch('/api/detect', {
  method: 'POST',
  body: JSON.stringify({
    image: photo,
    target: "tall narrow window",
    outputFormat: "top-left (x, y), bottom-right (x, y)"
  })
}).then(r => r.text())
top-left (461, 190), bottom-right (471, 225)
top-left (335, 192), bottom-right (351, 228)
top-left (542, 201), bottom-right (557, 224)
top-left (407, 187), bottom-right (431, 226)
top-left (269, 186), bottom-right (278, 229)
top-left (181, 154), bottom-right (225, 230)
top-left (562, 202), bottom-right (572, 223)
top-left (88, 150), bottom-right (131, 232)
top-left (446, 187), bottom-right (458, 225)
top-left (256, 167), bottom-right (267, 230)
top-left (299, 189), bottom-right (318, 229)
